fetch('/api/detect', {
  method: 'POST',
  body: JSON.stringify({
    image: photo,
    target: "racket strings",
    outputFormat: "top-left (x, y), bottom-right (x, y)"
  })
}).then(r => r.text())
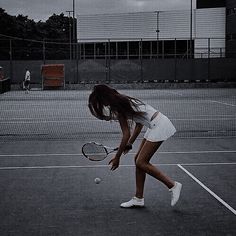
top-left (82, 143), bottom-right (107, 161)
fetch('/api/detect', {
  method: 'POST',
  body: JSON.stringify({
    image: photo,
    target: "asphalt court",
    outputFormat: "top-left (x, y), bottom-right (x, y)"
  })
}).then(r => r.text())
top-left (0, 88), bottom-right (235, 235)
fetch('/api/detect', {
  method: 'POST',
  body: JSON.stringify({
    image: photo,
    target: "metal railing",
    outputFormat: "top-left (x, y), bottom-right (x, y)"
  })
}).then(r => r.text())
top-left (0, 37), bottom-right (235, 85)
top-left (0, 37), bottom-right (229, 60)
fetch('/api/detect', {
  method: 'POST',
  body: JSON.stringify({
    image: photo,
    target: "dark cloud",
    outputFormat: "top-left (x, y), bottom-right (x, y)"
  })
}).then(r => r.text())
top-left (1, 0), bottom-right (196, 21)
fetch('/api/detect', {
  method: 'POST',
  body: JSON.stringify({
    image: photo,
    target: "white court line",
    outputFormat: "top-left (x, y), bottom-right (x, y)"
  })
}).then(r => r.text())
top-left (180, 162), bottom-right (236, 166)
top-left (0, 118), bottom-right (235, 124)
top-left (161, 91), bottom-right (183, 96)
top-left (180, 136), bottom-right (236, 139)
top-left (0, 120), bottom-right (94, 124)
top-left (0, 162), bottom-right (235, 171)
top-left (186, 114), bottom-right (235, 117)
top-left (0, 115), bottom-right (235, 122)
top-left (0, 150), bottom-right (236, 158)
top-left (0, 107), bottom-right (86, 112)
top-left (0, 114), bottom-right (235, 123)
top-left (177, 164), bottom-right (236, 215)
top-left (0, 117), bottom-right (84, 121)
top-left (173, 118), bottom-right (235, 121)
top-left (209, 100), bottom-right (236, 107)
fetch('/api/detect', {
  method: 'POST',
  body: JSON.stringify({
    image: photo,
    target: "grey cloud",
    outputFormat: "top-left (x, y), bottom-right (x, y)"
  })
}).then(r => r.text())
top-left (0, 0), bottom-right (196, 21)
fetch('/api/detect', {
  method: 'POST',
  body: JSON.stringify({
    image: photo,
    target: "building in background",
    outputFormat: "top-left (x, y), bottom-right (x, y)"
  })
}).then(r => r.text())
top-left (77, 0), bottom-right (235, 59)
top-left (197, 0), bottom-right (236, 58)
top-left (225, 0), bottom-right (236, 57)
top-left (196, 0), bottom-right (226, 8)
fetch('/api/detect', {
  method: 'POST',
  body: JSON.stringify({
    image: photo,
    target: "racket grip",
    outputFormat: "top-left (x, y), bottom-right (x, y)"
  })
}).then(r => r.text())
top-left (123, 144), bottom-right (132, 153)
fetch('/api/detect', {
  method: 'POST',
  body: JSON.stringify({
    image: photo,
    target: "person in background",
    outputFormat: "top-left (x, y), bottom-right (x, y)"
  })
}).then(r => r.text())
top-left (24, 68), bottom-right (31, 93)
top-left (0, 66), bottom-right (4, 80)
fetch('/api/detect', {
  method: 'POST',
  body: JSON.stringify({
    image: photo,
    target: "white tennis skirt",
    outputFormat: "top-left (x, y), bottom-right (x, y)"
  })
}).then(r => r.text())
top-left (144, 112), bottom-right (176, 142)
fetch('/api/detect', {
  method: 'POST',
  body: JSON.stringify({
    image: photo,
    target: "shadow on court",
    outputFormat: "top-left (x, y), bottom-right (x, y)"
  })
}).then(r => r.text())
top-left (0, 89), bottom-right (235, 235)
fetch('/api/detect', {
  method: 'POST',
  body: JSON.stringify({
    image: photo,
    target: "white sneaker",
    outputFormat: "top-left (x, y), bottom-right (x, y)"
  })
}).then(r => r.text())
top-left (120, 197), bottom-right (144, 208)
top-left (169, 181), bottom-right (182, 206)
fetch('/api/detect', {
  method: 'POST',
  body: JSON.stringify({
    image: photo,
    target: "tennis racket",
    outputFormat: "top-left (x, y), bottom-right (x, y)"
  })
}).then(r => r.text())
top-left (82, 142), bottom-right (118, 161)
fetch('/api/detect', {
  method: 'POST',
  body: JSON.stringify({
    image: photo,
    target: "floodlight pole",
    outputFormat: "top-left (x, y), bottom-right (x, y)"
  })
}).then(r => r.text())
top-left (66, 10), bottom-right (73, 60)
top-left (43, 39), bottom-right (46, 64)
top-left (72, 0), bottom-right (75, 59)
top-left (155, 11), bottom-right (159, 58)
top-left (190, 0), bottom-right (193, 58)
top-left (9, 39), bottom-right (13, 81)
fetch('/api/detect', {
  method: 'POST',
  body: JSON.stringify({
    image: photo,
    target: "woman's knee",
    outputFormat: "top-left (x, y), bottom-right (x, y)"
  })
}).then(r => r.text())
top-left (135, 158), bottom-right (147, 170)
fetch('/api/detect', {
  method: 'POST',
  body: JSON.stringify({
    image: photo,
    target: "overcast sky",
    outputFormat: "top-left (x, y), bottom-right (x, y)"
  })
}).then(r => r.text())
top-left (0, 0), bottom-right (196, 22)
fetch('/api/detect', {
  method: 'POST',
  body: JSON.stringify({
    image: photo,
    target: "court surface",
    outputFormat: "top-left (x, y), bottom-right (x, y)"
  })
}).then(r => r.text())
top-left (0, 88), bottom-right (235, 236)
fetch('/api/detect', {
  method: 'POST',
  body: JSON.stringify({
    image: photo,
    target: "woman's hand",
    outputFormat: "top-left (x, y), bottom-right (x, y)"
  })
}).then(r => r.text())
top-left (109, 157), bottom-right (120, 171)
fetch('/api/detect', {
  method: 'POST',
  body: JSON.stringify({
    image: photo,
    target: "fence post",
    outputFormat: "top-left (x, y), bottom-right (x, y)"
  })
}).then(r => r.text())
top-left (174, 38), bottom-right (177, 81)
top-left (116, 42), bottom-right (118, 60)
top-left (155, 11), bottom-right (159, 58)
top-left (76, 42), bottom-right (79, 84)
top-left (150, 41), bottom-right (152, 59)
top-left (186, 40), bottom-right (189, 59)
top-left (140, 39), bottom-right (143, 82)
top-left (9, 39), bottom-right (13, 82)
top-left (208, 38), bottom-right (211, 81)
top-left (127, 41), bottom-right (129, 60)
top-left (108, 39), bottom-right (111, 83)
top-left (94, 43), bottom-right (96, 59)
top-left (162, 40), bottom-right (165, 59)
top-left (43, 40), bottom-right (46, 64)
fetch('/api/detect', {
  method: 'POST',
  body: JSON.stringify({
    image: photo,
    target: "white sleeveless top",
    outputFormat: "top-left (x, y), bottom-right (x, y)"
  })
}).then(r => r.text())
top-left (103, 102), bottom-right (159, 128)
top-left (133, 103), bottom-right (158, 129)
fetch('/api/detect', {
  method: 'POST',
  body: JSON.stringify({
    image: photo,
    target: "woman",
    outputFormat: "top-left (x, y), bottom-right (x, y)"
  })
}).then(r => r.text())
top-left (88, 84), bottom-right (182, 208)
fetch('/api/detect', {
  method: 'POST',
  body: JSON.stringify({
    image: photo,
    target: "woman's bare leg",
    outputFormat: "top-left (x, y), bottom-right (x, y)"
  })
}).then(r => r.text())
top-left (135, 140), bottom-right (174, 198)
top-left (134, 139), bottom-right (146, 198)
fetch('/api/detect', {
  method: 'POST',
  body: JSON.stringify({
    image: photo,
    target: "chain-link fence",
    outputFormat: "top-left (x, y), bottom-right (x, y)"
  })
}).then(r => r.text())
top-left (0, 37), bottom-right (235, 86)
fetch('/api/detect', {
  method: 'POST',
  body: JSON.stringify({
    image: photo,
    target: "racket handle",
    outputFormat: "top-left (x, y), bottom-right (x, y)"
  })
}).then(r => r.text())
top-left (126, 144), bottom-right (132, 150)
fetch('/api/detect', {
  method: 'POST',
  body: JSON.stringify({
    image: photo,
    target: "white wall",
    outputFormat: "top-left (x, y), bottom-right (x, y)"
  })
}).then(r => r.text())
top-left (158, 10), bottom-right (192, 39)
top-left (195, 8), bottom-right (225, 58)
top-left (77, 8), bottom-right (225, 57)
top-left (77, 11), bottom-right (157, 42)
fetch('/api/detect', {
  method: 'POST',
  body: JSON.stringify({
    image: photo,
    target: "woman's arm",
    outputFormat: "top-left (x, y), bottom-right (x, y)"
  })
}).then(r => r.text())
top-left (109, 114), bottom-right (130, 170)
top-left (115, 114), bottom-right (131, 158)
top-left (123, 122), bottom-right (143, 154)
top-left (128, 122), bottom-right (143, 145)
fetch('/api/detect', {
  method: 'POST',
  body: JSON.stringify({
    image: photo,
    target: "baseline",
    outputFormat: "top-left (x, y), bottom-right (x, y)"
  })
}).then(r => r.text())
top-left (0, 162), bottom-right (235, 170)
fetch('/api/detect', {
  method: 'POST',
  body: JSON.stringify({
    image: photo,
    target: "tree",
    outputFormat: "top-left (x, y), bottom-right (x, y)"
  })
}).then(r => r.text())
top-left (0, 8), bottom-right (74, 59)
top-left (45, 13), bottom-right (70, 41)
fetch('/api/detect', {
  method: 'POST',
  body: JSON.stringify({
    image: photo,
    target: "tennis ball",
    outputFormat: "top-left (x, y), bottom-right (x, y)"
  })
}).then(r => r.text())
top-left (94, 177), bottom-right (101, 184)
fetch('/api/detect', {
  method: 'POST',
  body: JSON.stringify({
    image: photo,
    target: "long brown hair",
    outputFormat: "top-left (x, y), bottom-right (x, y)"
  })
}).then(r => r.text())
top-left (88, 84), bottom-right (144, 120)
